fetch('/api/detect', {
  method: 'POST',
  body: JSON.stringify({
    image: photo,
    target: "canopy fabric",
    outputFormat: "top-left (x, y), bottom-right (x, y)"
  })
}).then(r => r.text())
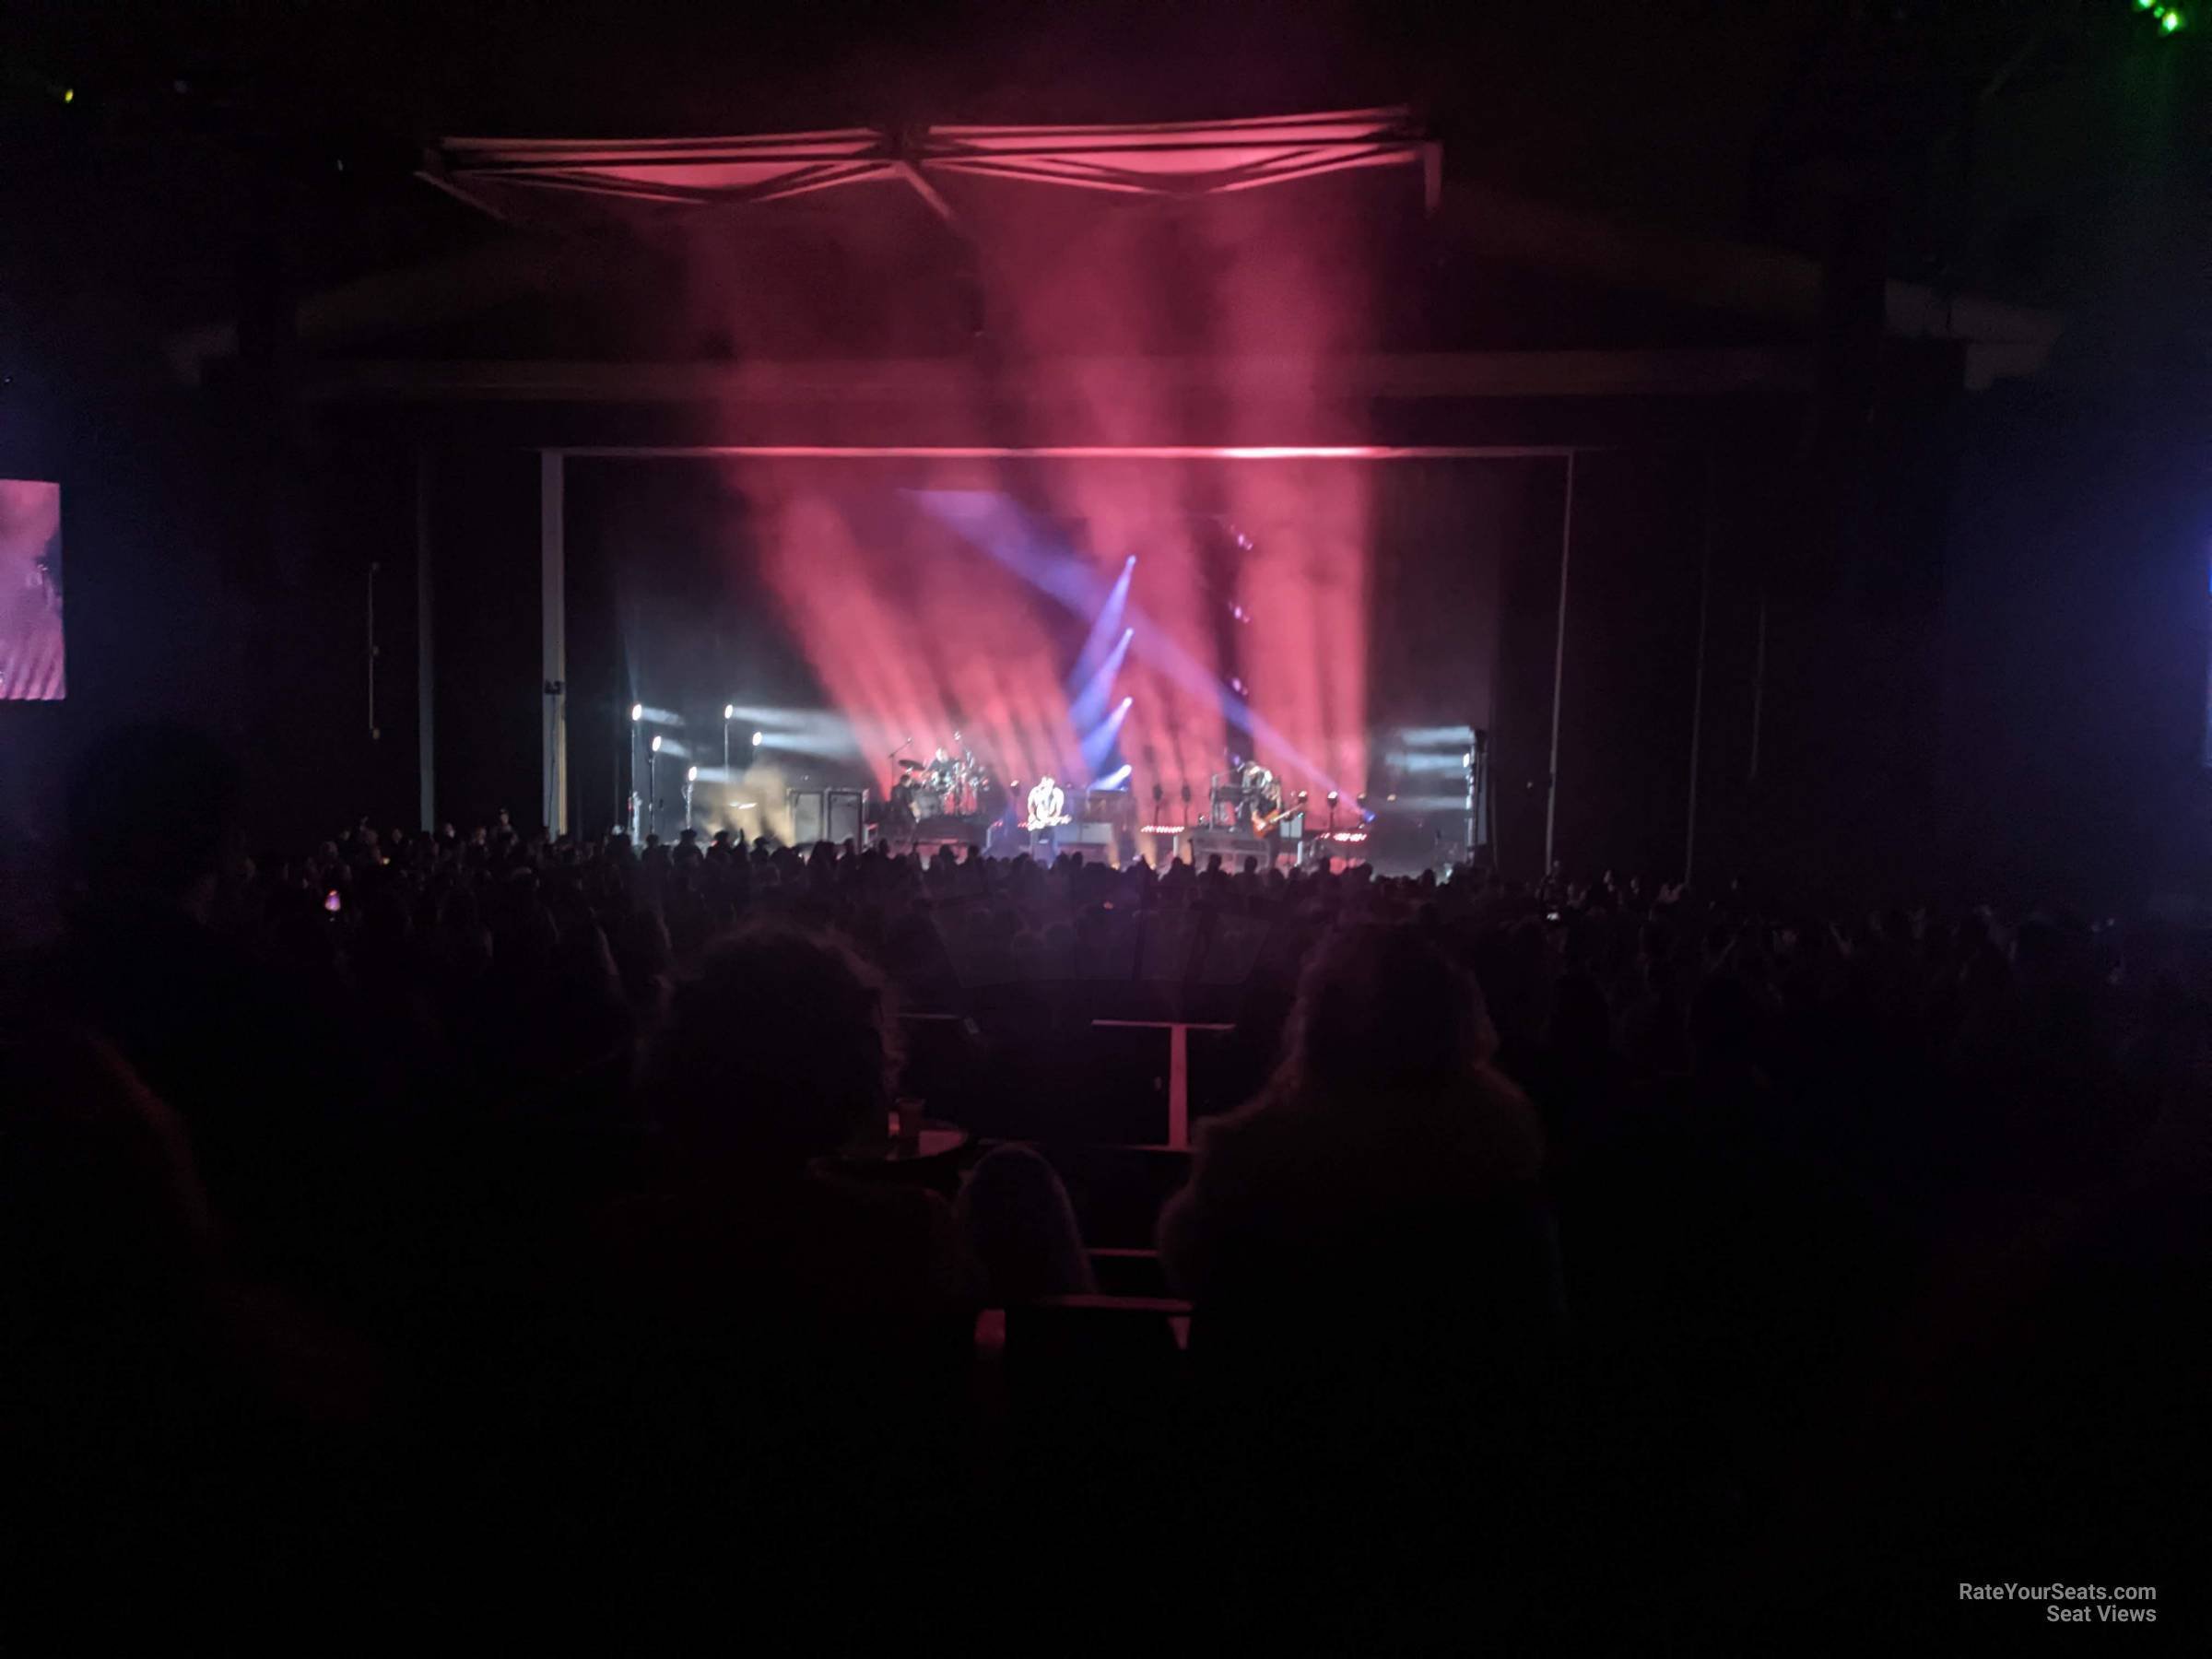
top-left (424, 110), bottom-right (1437, 220)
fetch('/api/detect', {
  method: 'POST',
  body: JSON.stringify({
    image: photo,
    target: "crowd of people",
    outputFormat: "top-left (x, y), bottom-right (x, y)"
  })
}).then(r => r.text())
top-left (4, 724), bottom-right (2206, 1642)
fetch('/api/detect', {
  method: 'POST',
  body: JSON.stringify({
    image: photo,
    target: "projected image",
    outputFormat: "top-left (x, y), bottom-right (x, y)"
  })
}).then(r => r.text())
top-left (0, 480), bottom-right (63, 700)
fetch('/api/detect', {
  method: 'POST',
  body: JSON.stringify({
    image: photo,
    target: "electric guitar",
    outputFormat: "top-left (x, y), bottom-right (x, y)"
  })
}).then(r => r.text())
top-left (1025, 786), bottom-right (1070, 834)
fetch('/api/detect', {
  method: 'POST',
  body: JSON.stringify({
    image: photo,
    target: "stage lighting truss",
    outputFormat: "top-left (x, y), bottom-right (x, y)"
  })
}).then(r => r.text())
top-left (422, 110), bottom-right (1439, 225)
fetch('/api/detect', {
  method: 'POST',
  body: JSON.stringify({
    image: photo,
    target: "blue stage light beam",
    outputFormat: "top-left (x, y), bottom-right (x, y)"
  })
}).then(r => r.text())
top-left (913, 488), bottom-right (1353, 796)
top-left (1090, 763), bottom-right (1133, 791)
top-left (1066, 557), bottom-right (1136, 695)
top-left (1081, 695), bottom-right (1135, 774)
top-left (1069, 626), bottom-right (1135, 730)
top-left (908, 489), bottom-right (1105, 611)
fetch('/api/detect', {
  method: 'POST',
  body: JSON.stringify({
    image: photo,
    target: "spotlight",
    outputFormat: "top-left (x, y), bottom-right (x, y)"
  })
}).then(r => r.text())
top-left (1326, 791), bottom-right (1340, 805)
top-left (1124, 628), bottom-right (1135, 641)
top-left (723, 703), bottom-right (735, 721)
top-left (1298, 790), bottom-right (1310, 804)
top-left (651, 735), bottom-right (663, 753)
top-left (1120, 696), bottom-right (1134, 710)
top-left (1357, 794), bottom-right (1369, 809)
top-left (630, 703), bottom-right (643, 723)
top-left (751, 731), bottom-right (764, 747)
top-left (1125, 554), bottom-right (1137, 567)
top-left (686, 765), bottom-right (698, 782)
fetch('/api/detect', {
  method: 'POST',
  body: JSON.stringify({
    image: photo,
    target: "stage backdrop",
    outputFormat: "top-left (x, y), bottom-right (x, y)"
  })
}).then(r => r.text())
top-left (557, 449), bottom-right (1721, 877)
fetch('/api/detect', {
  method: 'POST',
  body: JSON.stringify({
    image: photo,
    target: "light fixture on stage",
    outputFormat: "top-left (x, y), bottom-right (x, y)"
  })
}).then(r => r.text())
top-left (685, 765), bottom-right (699, 830)
top-left (751, 730), bottom-right (765, 747)
top-left (723, 706), bottom-right (735, 770)
top-left (651, 735), bottom-right (663, 752)
top-left (627, 704), bottom-right (649, 839)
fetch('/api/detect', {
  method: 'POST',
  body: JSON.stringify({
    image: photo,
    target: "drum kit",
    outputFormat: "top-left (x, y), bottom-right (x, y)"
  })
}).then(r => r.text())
top-left (891, 740), bottom-right (993, 822)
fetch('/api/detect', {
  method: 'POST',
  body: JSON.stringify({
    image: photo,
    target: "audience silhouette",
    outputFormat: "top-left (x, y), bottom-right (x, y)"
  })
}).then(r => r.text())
top-left (2, 726), bottom-right (2205, 1642)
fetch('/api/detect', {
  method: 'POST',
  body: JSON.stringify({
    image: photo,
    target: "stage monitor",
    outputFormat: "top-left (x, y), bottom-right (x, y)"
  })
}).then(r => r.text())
top-left (0, 480), bottom-right (63, 700)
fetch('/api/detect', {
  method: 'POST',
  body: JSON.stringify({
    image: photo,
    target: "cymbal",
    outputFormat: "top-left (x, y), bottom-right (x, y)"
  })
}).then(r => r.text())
top-left (898, 758), bottom-right (926, 771)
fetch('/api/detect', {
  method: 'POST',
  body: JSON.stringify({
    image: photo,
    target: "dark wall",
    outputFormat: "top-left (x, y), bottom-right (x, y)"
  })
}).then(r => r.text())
top-left (1485, 449), bottom-right (1715, 886)
top-left (241, 438), bottom-right (422, 850)
top-left (1936, 383), bottom-right (2212, 908)
top-left (428, 448), bottom-right (541, 834)
top-left (1485, 458), bottom-right (1571, 882)
top-left (1548, 449), bottom-right (1708, 882)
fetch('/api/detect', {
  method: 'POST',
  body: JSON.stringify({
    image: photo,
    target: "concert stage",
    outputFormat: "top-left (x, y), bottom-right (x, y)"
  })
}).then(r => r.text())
top-left (556, 449), bottom-right (1529, 870)
top-left (265, 107), bottom-right (2040, 880)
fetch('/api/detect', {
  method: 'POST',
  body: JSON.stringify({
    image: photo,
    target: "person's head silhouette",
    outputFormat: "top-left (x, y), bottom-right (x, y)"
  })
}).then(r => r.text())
top-left (1286, 924), bottom-right (1500, 1099)
top-left (652, 927), bottom-right (897, 1171)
